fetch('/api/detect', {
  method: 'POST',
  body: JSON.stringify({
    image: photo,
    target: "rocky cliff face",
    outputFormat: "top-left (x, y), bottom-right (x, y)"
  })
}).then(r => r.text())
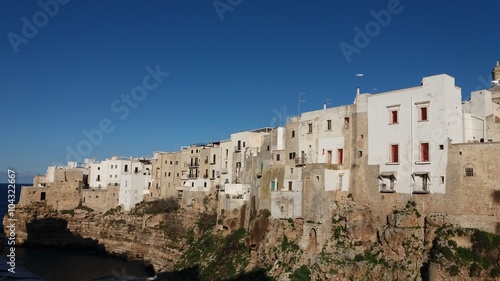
top-left (7, 199), bottom-right (500, 280)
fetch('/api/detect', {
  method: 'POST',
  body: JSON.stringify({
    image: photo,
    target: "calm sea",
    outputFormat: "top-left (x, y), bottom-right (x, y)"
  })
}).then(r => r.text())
top-left (0, 183), bottom-right (154, 281)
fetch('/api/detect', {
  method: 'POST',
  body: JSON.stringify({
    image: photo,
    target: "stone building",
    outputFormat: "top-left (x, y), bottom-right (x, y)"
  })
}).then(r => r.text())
top-left (19, 164), bottom-right (85, 210)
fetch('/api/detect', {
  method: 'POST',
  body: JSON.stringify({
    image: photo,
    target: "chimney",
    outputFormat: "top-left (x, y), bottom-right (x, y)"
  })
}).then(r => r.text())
top-left (323, 103), bottom-right (326, 110)
top-left (356, 87), bottom-right (360, 95)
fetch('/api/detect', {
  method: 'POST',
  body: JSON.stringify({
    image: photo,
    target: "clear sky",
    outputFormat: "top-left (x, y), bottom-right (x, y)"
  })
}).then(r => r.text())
top-left (1, 0), bottom-right (498, 183)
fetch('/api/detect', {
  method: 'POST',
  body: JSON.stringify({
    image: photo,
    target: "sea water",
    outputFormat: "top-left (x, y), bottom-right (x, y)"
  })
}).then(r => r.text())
top-left (0, 183), bottom-right (154, 281)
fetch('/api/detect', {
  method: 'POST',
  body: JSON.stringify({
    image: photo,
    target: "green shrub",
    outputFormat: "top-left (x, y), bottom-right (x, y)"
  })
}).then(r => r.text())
top-left (469, 263), bottom-right (482, 277)
top-left (490, 267), bottom-right (500, 278)
top-left (290, 265), bottom-right (311, 281)
top-left (354, 254), bottom-right (365, 262)
top-left (446, 265), bottom-right (459, 276)
top-left (447, 240), bottom-right (458, 248)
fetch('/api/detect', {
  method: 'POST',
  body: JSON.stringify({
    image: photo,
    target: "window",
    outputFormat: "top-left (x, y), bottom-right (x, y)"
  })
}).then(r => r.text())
top-left (290, 168), bottom-right (294, 174)
top-left (337, 149), bottom-right (343, 165)
top-left (327, 120), bottom-right (332, 130)
top-left (344, 117), bottom-right (350, 127)
top-left (390, 144), bottom-right (399, 162)
top-left (420, 107), bottom-right (428, 121)
top-left (168, 172), bottom-right (171, 177)
top-left (358, 151), bottom-right (363, 158)
top-left (170, 161), bottom-right (173, 165)
top-left (289, 152), bottom-right (296, 160)
top-left (243, 142), bottom-right (246, 147)
top-left (338, 174), bottom-right (343, 189)
top-left (204, 182), bottom-right (207, 187)
top-left (308, 123), bottom-right (313, 133)
top-left (465, 167), bottom-right (474, 177)
top-left (441, 176), bottom-right (445, 184)
top-left (97, 167), bottom-right (100, 170)
top-left (291, 130), bottom-right (295, 138)
top-left (390, 110), bottom-right (398, 124)
top-left (288, 181), bottom-right (293, 191)
top-left (439, 144), bottom-right (444, 150)
top-left (276, 154), bottom-right (281, 161)
top-left (327, 150), bottom-right (332, 164)
top-left (270, 180), bottom-right (276, 191)
top-left (124, 165), bottom-right (128, 172)
top-left (420, 143), bottom-right (429, 161)
top-left (164, 172), bottom-right (167, 177)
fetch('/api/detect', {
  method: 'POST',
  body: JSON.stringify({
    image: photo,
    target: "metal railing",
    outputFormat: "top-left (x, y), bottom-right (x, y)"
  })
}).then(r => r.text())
top-left (294, 156), bottom-right (307, 166)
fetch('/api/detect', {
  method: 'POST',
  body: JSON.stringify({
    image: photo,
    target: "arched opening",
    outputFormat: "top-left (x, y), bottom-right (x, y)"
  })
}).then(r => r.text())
top-left (308, 228), bottom-right (317, 254)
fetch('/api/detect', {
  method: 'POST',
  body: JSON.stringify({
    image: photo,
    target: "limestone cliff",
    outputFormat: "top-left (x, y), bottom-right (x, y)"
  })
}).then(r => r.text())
top-left (6, 199), bottom-right (500, 281)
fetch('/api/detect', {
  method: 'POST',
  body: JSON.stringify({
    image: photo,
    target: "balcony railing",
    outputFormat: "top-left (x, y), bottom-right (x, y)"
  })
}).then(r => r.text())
top-left (412, 183), bottom-right (431, 194)
top-left (221, 168), bottom-right (228, 174)
top-left (294, 156), bottom-right (307, 166)
top-left (189, 162), bottom-right (199, 168)
top-left (234, 145), bottom-right (242, 152)
top-left (379, 183), bottom-right (395, 193)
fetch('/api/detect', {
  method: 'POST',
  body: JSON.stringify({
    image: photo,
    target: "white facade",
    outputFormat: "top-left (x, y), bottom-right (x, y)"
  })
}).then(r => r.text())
top-left (88, 156), bottom-right (152, 210)
top-left (367, 74), bottom-right (464, 194)
top-left (298, 105), bottom-right (351, 165)
top-left (219, 140), bottom-right (233, 184)
top-left (325, 169), bottom-right (350, 192)
top-left (462, 90), bottom-right (494, 142)
top-left (120, 162), bottom-right (152, 211)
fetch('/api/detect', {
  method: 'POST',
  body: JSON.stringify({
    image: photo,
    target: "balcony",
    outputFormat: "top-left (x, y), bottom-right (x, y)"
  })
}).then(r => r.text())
top-left (294, 156), bottom-right (307, 166)
top-left (220, 168), bottom-right (228, 174)
top-left (379, 183), bottom-right (395, 193)
top-left (412, 183), bottom-right (431, 194)
top-left (234, 145), bottom-right (242, 152)
top-left (189, 162), bottom-right (199, 168)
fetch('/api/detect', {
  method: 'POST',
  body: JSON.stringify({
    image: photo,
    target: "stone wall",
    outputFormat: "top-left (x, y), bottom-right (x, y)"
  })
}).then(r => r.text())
top-left (444, 142), bottom-right (500, 232)
top-left (82, 186), bottom-right (119, 213)
top-left (258, 165), bottom-right (285, 211)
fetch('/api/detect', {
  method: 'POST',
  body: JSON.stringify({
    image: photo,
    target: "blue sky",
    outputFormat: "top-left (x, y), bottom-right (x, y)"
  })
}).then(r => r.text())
top-left (0, 0), bottom-right (498, 183)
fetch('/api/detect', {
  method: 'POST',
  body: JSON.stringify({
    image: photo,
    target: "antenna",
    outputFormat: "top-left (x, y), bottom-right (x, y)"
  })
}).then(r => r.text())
top-left (356, 73), bottom-right (364, 95)
top-left (323, 98), bottom-right (332, 109)
top-left (298, 92), bottom-right (306, 116)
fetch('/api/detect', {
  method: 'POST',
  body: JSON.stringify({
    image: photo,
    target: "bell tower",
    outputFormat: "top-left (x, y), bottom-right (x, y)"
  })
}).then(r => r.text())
top-left (491, 61), bottom-right (500, 104)
top-left (492, 61), bottom-right (500, 81)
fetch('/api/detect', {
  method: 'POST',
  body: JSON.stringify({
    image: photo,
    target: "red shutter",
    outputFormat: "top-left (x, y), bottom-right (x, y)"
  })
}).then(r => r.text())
top-left (421, 107), bottom-right (427, 121)
top-left (421, 143), bottom-right (429, 161)
top-left (391, 145), bottom-right (399, 162)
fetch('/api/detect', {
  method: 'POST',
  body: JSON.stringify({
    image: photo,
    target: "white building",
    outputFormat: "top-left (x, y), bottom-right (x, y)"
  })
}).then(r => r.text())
top-left (88, 156), bottom-right (152, 210)
top-left (367, 74), bottom-right (464, 194)
top-left (119, 161), bottom-right (152, 211)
